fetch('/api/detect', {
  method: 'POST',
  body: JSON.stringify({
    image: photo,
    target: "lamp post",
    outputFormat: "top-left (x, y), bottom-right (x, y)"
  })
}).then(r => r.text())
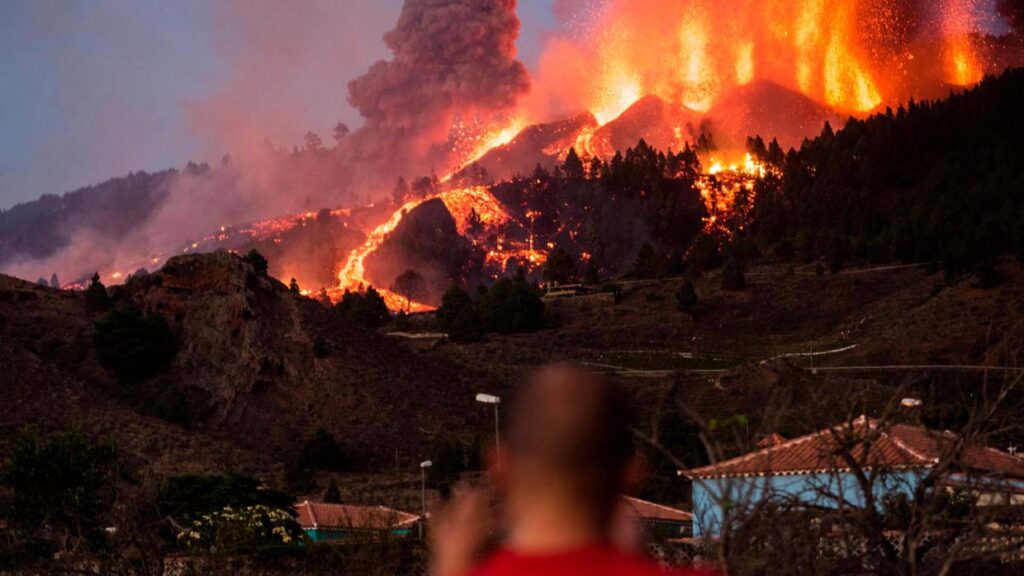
top-left (475, 393), bottom-right (501, 457)
top-left (419, 460), bottom-right (432, 539)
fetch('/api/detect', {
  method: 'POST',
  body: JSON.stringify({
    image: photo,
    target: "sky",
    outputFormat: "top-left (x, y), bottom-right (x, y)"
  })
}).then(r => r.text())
top-left (0, 0), bottom-right (559, 210)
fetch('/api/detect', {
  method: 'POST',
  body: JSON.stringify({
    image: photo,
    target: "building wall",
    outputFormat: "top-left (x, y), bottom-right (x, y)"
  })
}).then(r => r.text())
top-left (691, 469), bottom-right (923, 537)
top-left (304, 527), bottom-right (413, 543)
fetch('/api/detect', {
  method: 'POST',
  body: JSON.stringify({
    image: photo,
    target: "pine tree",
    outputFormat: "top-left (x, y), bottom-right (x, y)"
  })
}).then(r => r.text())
top-left (563, 147), bottom-right (585, 180)
top-left (84, 273), bottom-right (111, 314)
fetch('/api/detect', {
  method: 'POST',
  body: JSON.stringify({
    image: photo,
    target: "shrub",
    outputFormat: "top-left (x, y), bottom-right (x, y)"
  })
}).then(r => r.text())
top-left (94, 305), bottom-right (176, 383)
top-left (159, 474), bottom-right (295, 525)
top-left (676, 281), bottom-right (698, 312)
top-left (176, 505), bottom-right (305, 551)
top-left (1, 429), bottom-right (120, 552)
top-left (244, 249), bottom-right (269, 276)
top-left (437, 285), bottom-right (474, 331)
top-left (393, 310), bottom-right (410, 331)
top-left (543, 246), bottom-right (577, 285)
top-left (335, 287), bottom-right (391, 328)
top-left (477, 273), bottom-right (545, 333)
top-left (297, 429), bottom-right (349, 472)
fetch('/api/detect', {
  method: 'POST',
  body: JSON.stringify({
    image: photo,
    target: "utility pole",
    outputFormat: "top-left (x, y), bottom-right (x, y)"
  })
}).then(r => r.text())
top-left (419, 460), bottom-right (432, 540)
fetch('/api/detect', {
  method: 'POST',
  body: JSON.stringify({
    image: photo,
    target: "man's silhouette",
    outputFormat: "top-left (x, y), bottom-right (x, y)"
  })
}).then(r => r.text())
top-left (431, 363), bottom-right (709, 576)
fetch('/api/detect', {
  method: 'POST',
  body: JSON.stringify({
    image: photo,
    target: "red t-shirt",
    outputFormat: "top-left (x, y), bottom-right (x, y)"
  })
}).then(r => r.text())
top-left (468, 544), bottom-right (710, 576)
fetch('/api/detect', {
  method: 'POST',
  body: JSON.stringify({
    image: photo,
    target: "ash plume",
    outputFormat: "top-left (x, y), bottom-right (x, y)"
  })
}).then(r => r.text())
top-left (345, 0), bottom-right (531, 172)
top-left (999, 0), bottom-right (1024, 31)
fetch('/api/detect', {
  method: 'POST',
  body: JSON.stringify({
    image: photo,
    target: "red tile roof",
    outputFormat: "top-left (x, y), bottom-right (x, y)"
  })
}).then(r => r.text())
top-left (294, 501), bottom-right (420, 531)
top-left (620, 496), bottom-right (692, 523)
top-left (685, 416), bottom-right (1024, 480)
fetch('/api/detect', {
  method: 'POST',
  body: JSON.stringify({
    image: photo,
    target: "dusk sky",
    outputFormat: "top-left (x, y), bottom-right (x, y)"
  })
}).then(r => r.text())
top-left (0, 1), bottom-right (560, 210)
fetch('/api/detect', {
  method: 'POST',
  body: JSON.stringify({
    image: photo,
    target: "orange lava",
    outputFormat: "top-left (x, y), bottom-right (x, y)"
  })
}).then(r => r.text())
top-left (333, 186), bottom-right (537, 312)
top-left (526, 0), bottom-right (993, 124)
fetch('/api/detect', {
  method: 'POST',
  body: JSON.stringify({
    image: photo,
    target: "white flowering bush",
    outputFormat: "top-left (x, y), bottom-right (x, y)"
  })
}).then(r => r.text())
top-left (177, 505), bottom-right (305, 551)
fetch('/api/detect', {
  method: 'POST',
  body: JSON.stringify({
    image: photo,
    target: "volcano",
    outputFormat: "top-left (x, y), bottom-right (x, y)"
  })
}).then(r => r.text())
top-left (474, 82), bottom-right (842, 179)
top-left (706, 80), bottom-right (843, 150)
top-left (589, 95), bottom-right (702, 157)
top-left (474, 112), bottom-right (598, 180)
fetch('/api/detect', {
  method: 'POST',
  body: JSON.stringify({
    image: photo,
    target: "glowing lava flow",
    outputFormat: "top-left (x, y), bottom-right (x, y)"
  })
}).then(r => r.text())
top-left (334, 186), bottom-right (519, 312)
top-left (333, 197), bottom-right (432, 312)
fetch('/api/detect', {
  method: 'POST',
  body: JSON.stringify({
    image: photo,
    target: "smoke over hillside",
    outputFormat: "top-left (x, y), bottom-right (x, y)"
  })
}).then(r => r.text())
top-left (1, 0), bottom-right (532, 284)
top-left (346, 0), bottom-right (530, 173)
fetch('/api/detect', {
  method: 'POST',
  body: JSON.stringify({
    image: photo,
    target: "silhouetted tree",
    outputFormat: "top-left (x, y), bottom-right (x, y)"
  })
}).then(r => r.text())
top-left (244, 249), bottom-right (269, 276)
top-left (94, 306), bottom-right (176, 383)
top-left (323, 480), bottom-right (342, 504)
top-left (543, 247), bottom-right (577, 285)
top-left (391, 269), bottom-right (429, 311)
top-left (465, 208), bottom-right (484, 236)
top-left (477, 272), bottom-right (545, 333)
top-left (687, 234), bottom-right (722, 271)
top-left (562, 147), bottom-right (585, 180)
top-left (335, 287), bottom-right (391, 328)
top-left (304, 132), bottom-right (322, 152)
top-left (298, 429), bottom-right (349, 472)
top-left (1, 429), bottom-right (120, 552)
top-left (392, 177), bottom-right (410, 206)
top-left (332, 122), bottom-right (350, 143)
top-left (436, 286), bottom-right (482, 342)
top-left (676, 280), bottom-right (698, 312)
top-left (84, 273), bottom-right (112, 314)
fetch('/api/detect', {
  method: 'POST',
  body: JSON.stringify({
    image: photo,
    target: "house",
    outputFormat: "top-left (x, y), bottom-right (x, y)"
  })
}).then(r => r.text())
top-left (620, 495), bottom-right (693, 539)
top-left (294, 501), bottom-right (420, 543)
top-left (683, 416), bottom-right (1024, 537)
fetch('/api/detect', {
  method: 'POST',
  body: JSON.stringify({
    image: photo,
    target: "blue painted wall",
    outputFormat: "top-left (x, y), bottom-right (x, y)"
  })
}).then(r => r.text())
top-left (691, 469), bottom-right (924, 537)
top-left (304, 527), bottom-right (413, 543)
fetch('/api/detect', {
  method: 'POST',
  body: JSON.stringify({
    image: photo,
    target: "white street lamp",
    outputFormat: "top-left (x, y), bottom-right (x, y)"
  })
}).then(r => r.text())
top-left (419, 460), bottom-right (432, 539)
top-left (476, 393), bottom-right (501, 457)
top-left (901, 397), bottom-right (923, 408)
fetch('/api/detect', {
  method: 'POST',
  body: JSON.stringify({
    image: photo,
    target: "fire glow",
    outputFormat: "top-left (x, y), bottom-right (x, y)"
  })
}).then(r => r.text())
top-left (332, 186), bottom-right (538, 312)
top-left (528, 0), bottom-right (991, 124)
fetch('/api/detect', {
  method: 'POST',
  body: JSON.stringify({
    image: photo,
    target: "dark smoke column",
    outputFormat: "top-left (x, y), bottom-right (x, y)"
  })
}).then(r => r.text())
top-left (347, 0), bottom-right (530, 168)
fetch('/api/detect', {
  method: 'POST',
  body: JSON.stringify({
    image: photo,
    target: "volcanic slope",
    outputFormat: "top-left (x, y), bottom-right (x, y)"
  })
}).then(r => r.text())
top-left (0, 252), bottom-right (487, 475)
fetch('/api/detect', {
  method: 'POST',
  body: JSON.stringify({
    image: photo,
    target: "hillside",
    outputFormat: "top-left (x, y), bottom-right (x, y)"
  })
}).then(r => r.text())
top-left (427, 258), bottom-right (1024, 441)
top-left (0, 252), bottom-right (490, 477)
top-left (0, 169), bottom-right (176, 267)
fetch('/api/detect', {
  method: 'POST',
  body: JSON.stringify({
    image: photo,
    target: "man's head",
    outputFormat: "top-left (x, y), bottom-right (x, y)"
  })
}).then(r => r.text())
top-left (501, 363), bottom-right (634, 526)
